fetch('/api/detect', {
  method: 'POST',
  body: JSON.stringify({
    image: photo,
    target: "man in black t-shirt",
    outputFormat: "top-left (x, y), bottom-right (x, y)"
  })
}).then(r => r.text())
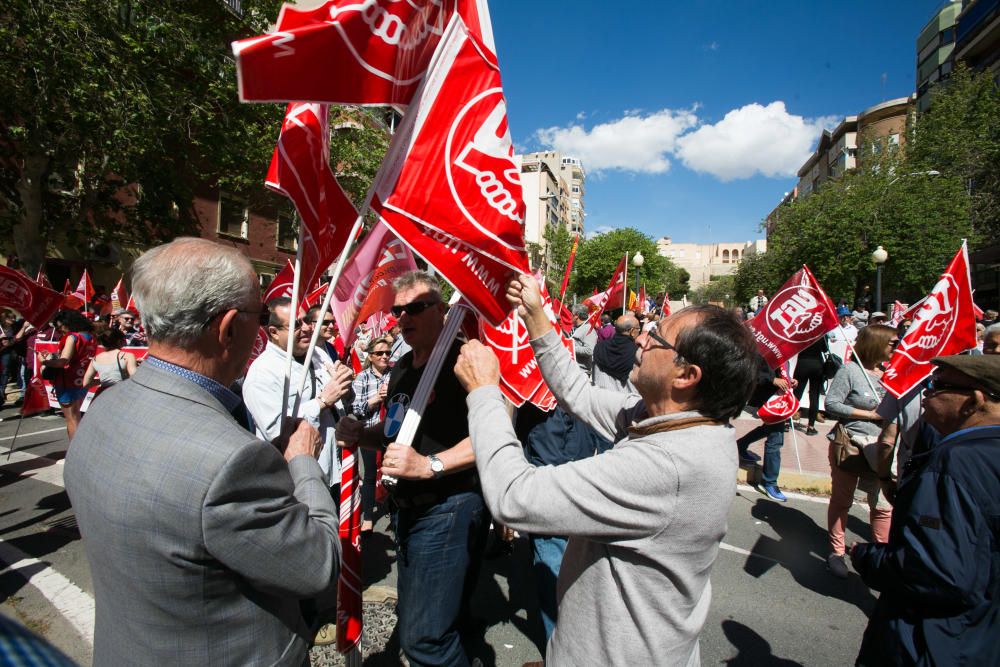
top-left (337, 270), bottom-right (487, 667)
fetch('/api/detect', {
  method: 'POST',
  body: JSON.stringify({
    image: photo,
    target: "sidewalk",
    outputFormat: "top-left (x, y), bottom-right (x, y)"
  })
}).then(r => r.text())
top-left (732, 412), bottom-right (834, 494)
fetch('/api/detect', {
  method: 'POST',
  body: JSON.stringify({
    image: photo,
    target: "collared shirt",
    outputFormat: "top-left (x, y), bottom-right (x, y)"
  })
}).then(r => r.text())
top-left (351, 366), bottom-right (388, 427)
top-left (144, 356), bottom-right (240, 412)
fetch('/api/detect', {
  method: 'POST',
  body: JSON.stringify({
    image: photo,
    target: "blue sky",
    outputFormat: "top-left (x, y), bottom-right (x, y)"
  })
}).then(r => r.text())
top-left (489, 0), bottom-right (951, 244)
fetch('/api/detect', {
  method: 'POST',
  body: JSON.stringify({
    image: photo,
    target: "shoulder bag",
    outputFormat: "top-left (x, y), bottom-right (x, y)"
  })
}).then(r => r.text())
top-left (828, 422), bottom-right (870, 475)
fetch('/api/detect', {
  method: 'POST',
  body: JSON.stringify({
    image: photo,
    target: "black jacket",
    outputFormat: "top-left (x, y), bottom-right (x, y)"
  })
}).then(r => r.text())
top-left (746, 355), bottom-right (780, 409)
top-left (851, 425), bottom-right (1000, 666)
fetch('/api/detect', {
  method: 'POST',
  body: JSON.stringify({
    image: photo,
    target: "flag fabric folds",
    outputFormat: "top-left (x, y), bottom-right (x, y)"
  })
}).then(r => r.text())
top-left (583, 255), bottom-right (627, 330)
top-left (745, 265), bottom-right (839, 370)
top-left (266, 103), bottom-right (359, 293)
top-left (331, 221), bottom-right (417, 349)
top-left (373, 16), bottom-right (528, 325)
top-left (0, 265), bottom-right (67, 327)
top-left (558, 234), bottom-right (579, 301)
top-left (882, 243), bottom-right (978, 398)
top-left (263, 260), bottom-right (296, 304)
top-left (233, 0), bottom-right (497, 107)
top-left (109, 277), bottom-right (128, 312)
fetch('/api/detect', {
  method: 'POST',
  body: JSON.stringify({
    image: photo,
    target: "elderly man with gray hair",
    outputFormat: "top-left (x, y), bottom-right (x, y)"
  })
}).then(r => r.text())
top-left (64, 238), bottom-right (340, 666)
top-left (570, 303), bottom-right (598, 374)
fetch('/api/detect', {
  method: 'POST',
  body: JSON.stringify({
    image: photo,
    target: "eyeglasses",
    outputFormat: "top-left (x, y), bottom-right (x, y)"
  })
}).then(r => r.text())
top-left (922, 377), bottom-right (999, 400)
top-left (203, 305), bottom-right (268, 328)
top-left (272, 317), bottom-right (309, 331)
top-left (645, 329), bottom-right (677, 353)
top-left (369, 350), bottom-right (391, 357)
top-left (390, 299), bottom-right (440, 318)
top-left (321, 320), bottom-right (335, 327)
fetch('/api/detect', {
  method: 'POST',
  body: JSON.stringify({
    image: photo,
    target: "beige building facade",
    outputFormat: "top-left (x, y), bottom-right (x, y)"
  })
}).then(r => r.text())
top-left (517, 150), bottom-right (586, 270)
top-left (656, 237), bottom-right (766, 289)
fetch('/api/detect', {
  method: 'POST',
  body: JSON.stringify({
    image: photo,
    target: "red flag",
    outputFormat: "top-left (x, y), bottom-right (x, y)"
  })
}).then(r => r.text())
top-left (336, 444), bottom-right (363, 655)
top-left (34, 270), bottom-right (52, 289)
top-left (62, 278), bottom-right (83, 310)
top-left (973, 301), bottom-right (985, 321)
top-left (263, 260), bottom-right (296, 304)
top-left (331, 221), bottom-right (417, 349)
top-left (745, 265), bottom-right (839, 369)
top-left (637, 284), bottom-right (647, 314)
top-left (73, 269), bottom-right (94, 304)
top-left (125, 294), bottom-right (138, 314)
top-left (558, 234), bottom-right (579, 302)
top-left (244, 327), bottom-right (270, 374)
top-left (266, 103), bottom-right (359, 291)
top-left (21, 376), bottom-right (51, 417)
top-left (888, 300), bottom-right (906, 327)
top-left (302, 283), bottom-right (329, 311)
top-left (372, 17), bottom-right (529, 325)
top-left (0, 265), bottom-right (66, 328)
top-left (109, 277), bottom-right (129, 313)
top-left (583, 255), bottom-right (627, 330)
top-left (882, 243), bottom-right (978, 398)
top-left (662, 293), bottom-right (671, 317)
top-left (757, 367), bottom-right (799, 424)
top-left (232, 0), bottom-right (496, 106)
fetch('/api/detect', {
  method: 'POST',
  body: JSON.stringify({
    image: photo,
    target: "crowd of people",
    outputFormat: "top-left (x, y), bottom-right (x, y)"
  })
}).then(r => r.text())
top-left (0, 237), bottom-right (995, 666)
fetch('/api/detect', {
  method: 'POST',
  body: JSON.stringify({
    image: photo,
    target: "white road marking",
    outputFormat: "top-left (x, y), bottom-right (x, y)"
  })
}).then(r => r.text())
top-left (720, 541), bottom-right (781, 564)
top-left (0, 449), bottom-right (65, 488)
top-left (0, 539), bottom-right (94, 645)
top-left (0, 426), bottom-right (67, 442)
top-left (737, 483), bottom-right (829, 504)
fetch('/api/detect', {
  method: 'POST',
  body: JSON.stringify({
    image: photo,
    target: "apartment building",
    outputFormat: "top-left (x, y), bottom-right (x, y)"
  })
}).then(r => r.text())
top-left (517, 150), bottom-right (586, 270)
top-left (656, 237), bottom-right (766, 290)
top-left (917, 1), bottom-right (963, 112)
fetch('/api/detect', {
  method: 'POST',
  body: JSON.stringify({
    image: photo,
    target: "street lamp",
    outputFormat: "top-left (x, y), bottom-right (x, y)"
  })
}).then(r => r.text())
top-left (872, 245), bottom-right (888, 313)
top-left (632, 251), bottom-right (644, 309)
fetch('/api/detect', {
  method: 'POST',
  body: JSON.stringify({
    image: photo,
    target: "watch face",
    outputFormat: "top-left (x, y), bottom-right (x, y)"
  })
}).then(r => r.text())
top-left (430, 457), bottom-right (444, 473)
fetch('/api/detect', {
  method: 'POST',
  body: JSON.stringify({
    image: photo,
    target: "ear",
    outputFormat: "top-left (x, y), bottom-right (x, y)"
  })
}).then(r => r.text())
top-left (215, 309), bottom-right (239, 345)
top-left (673, 362), bottom-right (702, 391)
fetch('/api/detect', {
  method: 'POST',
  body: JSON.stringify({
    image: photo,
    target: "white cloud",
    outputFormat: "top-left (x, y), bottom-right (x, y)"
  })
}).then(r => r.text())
top-left (586, 225), bottom-right (615, 239)
top-left (675, 102), bottom-right (838, 181)
top-left (535, 109), bottom-right (699, 174)
top-left (534, 102), bottom-right (836, 182)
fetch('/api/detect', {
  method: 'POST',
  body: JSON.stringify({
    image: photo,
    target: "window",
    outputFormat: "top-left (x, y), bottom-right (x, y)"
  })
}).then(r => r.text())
top-left (940, 27), bottom-right (954, 45)
top-left (276, 213), bottom-right (298, 251)
top-left (572, 185), bottom-right (580, 194)
top-left (218, 193), bottom-right (248, 239)
top-left (722, 249), bottom-right (730, 263)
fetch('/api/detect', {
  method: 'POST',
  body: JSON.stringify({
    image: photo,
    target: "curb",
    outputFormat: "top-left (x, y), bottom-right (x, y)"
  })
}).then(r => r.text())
top-left (738, 464), bottom-right (832, 496)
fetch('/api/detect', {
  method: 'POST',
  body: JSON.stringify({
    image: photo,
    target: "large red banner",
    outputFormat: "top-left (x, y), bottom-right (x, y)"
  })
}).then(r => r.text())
top-left (233, 0), bottom-right (496, 107)
top-left (882, 243), bottom-right (978, 398)
top-left (0, 265), bottom-right (67, 328)
top-left (266, 103), bottom-right (358, 292)
top-left (745, 265), bottom-right (839, 369)
top-left (372, 16), bottom-right (529, 325)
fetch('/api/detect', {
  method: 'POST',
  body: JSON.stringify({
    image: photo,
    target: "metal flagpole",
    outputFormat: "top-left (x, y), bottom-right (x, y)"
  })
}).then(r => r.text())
top-left (279, 220), bottom-right (306, 424)
top-left (788, 415), bottom-right (803, 474)
top-left (5, 414), bottom-right (26, 462)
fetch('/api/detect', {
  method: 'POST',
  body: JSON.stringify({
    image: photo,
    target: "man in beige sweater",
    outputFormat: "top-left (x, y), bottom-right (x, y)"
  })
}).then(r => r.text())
top-left (454, 274), bottom-right (758, 666)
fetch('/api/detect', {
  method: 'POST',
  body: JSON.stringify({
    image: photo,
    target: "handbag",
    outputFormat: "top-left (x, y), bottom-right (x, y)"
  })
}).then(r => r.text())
top-left (821, 351), bottom-right (843, 380)
top-left (40, 364), bottom-right (61, 383)
top-left (828, 423), bottom-right (870, 475)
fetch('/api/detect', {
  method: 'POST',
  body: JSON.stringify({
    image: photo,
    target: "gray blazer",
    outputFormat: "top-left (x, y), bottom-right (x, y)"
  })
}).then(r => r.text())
top-left (65, 361), bottom-right (340, 666)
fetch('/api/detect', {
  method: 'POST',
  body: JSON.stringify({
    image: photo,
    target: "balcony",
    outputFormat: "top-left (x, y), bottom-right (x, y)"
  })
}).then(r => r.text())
top-left (222, 0), bottom-right (243, 17)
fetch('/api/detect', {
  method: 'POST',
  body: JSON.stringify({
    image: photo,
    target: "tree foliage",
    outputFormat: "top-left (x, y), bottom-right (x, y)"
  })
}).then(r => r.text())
top-left (0, 0), bottom-right (285, 273)
top-left (735, 65), bottom-right (997, 309)
top-left (569, 227), bottom-right (685, 303)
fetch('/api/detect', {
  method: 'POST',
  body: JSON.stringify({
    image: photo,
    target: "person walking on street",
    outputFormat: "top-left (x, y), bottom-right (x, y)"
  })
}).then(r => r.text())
top-left (737, 357), bottom-right (796, 502)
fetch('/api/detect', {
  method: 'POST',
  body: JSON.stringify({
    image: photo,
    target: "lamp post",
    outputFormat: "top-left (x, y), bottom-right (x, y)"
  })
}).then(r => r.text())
top-left (872, 245), bottom-right (888, 313)
top-left (632, 251), bottom-right (644, 310)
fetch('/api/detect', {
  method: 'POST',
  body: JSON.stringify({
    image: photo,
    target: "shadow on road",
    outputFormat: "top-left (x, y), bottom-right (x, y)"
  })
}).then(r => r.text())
top-left (721, 619), bottom-right (803, 666)
top-left (742, 497), bottom-right (877, 614)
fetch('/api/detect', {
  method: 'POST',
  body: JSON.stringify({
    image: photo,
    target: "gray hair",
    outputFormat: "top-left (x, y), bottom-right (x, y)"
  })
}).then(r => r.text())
top-left (131, 237), bottom-right (258, 347)
top-left (572, 304), bottom-right (589, 319)
top-left (986, 323), bottom-right (1000, 337)
top-left (392, 270), bottom-right (441, 299)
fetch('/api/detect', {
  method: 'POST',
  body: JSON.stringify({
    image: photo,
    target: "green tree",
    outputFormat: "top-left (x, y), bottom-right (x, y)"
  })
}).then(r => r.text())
top-left (741, 142), bottom-right (971, 306)
top-left (542, 222), bottom-right (575, 295)
top-left (0, 0), bottom-right (285, 273)
top-left (909, 63), bottom-right (1000, 241)
top-left (571, 227), bottom-right (682, 304)
top-left (329, 106), bottom-right (391, 210)
top-left (691, 275), bottom-right (735, 307)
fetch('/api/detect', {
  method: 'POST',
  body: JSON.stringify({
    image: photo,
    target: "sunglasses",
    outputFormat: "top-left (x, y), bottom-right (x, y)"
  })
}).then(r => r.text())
top-left (390, 299), bottom-right (440, 318)
top-left (271, 317), bottom-right (308, 331)
top-left (369, 350), bottom-right (391, 357)
top-left (923, 377), bottom-right (999, 400)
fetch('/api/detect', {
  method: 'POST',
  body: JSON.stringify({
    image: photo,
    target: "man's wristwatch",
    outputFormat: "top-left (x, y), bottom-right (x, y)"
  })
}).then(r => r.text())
top-left (428, 454), bottom-right (445, 479)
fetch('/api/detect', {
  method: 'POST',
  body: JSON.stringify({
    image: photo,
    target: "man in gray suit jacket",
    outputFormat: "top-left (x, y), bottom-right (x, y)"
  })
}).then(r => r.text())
top-left (65, 238), bottom-right (340, 666)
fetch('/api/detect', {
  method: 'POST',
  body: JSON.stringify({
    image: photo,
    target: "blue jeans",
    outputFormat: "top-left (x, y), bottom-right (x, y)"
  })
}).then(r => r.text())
top-left (737, 422), bottom-right (784, 485)
top-left (395, 491), bottom-right (489, 667)
top-left (530, 534), bottom-right (567, 641)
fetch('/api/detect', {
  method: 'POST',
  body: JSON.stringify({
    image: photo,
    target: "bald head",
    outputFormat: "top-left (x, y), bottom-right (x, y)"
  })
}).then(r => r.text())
top-left (615, 315), bottom-right (640, 337)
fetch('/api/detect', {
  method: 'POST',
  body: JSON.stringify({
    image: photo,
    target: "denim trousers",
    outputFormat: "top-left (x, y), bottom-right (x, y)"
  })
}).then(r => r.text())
top-left (737, 421), bottom-right (785, 485)
top-left (395, 491), bottom-right (489, 667)
top-left (529, 534), bottom-right (567, 642)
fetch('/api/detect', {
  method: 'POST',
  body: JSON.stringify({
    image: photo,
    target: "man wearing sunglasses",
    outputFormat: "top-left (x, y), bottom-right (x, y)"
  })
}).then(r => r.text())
top-left (454, 273), bottom-right (758, 666)
top-left (65, 238), bottom-right (339, 666)
top-left (244, 297), bottom-right (355, 490)
top-left (851, 354), bottom-right (1000, 666)
top-left (336, 270), bottom-right (487, 667)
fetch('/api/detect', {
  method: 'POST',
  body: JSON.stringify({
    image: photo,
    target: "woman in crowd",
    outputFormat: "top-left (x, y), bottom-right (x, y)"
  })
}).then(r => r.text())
top-left (823, 324), bottom-right (898, 579)
top-left (350, 336), bottom-right (392, 533)
top-left (82, 325), bottom-right (138, 394)
top-left (793, 336), bottom-right (827, 435)
top-left (40, 310), bottom-right (97, 440)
